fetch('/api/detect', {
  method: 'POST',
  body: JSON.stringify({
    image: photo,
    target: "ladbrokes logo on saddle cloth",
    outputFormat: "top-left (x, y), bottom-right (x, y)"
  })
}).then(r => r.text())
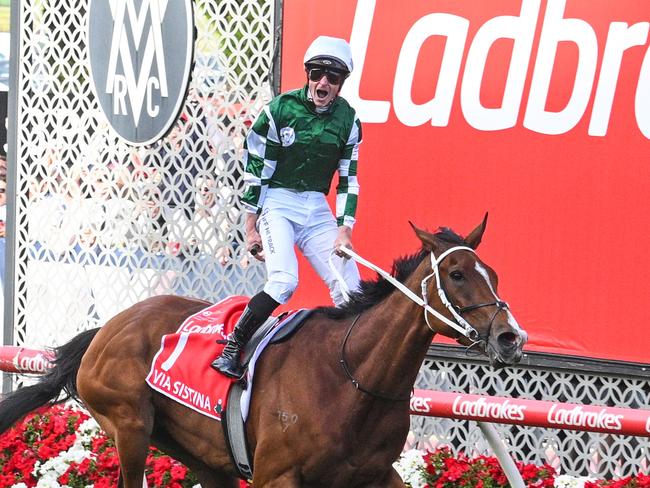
top-left (146, 296), bottom-right (248, 421)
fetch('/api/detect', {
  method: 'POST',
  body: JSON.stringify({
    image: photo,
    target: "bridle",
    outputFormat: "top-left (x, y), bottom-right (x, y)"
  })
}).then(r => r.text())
top-left (421, 246), bottom-right (509, 344)
top-left (333, 246), bottom-right (509, 342)
top-left (331, 246), bottom-right (510, 401)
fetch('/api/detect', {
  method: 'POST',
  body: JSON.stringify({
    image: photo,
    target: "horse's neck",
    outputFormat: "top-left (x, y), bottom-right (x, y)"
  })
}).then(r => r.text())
top-left (350, 264), bottom-right (436, 398)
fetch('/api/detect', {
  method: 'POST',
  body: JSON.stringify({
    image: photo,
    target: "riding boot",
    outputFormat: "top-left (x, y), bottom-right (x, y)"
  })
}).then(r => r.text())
top-left (210, 306), bottom-right (266, 378)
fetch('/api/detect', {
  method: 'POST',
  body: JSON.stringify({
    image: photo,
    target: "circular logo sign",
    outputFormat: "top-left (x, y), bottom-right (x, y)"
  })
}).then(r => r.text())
top-left (87, 0), bottom-right (194, 146)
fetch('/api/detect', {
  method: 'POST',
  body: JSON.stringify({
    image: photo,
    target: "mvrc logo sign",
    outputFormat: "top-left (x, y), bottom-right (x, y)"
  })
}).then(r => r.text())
top-left (88, 0), bottom-right (193, 145)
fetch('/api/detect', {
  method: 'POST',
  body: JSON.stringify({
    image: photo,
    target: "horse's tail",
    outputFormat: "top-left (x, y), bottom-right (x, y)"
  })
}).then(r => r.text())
top-left (0, 327), bottom-right (100, 434)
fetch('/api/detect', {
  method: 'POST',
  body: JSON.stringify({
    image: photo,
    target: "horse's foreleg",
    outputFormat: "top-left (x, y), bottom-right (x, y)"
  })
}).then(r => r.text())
top-left (192, 468), bottom-right (240, 488)
top-left (367, 468), bottom-right (407, 487)
top-left (253, 472), bottom-right (301, 488)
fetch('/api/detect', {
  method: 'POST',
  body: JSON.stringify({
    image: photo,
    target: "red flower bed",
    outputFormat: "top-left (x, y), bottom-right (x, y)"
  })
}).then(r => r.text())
top-left (0, 403), bottom-right (199, 487)
top-left (421, 446), bottom-right (555, 487)
top-left (1, 404), bottom-right (647, 488)
top-left (585, 476), bottom-right (650, 488)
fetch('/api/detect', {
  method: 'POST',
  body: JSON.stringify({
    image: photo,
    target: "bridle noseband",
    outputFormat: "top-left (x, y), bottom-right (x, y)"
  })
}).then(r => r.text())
top-left (456, 300), bottom-right (508, 314)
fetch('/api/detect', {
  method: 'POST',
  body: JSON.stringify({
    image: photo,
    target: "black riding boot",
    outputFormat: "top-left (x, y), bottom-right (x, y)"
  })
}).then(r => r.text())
top-left (210, 306), bottom-right (266, 378)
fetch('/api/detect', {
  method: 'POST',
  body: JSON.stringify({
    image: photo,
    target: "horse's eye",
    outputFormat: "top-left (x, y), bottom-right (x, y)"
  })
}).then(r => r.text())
top-left (450, 271), bottom-right (464, 281)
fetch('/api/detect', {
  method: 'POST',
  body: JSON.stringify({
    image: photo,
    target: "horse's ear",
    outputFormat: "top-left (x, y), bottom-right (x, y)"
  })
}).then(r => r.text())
top-left (409, 221), bottom-right (438, 250)
top-left (465, 213), bottom-right (488, 249)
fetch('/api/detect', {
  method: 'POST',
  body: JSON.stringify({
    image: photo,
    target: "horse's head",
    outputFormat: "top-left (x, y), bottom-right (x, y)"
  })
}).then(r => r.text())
top-left (411, 214), bottom-right (528, 368)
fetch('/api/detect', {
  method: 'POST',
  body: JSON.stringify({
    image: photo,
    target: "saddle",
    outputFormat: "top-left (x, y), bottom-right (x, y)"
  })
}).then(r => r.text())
top-left (223, 308), bottom-right (314, 481)
top-left (241, 308), bottom-right (313, 368)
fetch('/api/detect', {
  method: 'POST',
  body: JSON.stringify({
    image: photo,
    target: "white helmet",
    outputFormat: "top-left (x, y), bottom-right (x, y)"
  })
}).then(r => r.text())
top-left (303, 36), bottom-right (353, 74)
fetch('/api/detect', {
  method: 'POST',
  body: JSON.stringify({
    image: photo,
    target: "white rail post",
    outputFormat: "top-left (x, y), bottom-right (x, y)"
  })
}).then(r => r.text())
top-left (477, 421), bottom-right (525, 488)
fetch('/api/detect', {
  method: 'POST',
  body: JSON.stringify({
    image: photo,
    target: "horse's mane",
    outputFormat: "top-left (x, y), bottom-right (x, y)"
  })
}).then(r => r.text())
top-left (316, 227), bottom-right (466, 319)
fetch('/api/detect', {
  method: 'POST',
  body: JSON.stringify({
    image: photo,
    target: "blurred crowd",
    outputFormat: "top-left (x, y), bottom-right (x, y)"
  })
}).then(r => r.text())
top-left (20, 92), bottom-right (254, 302)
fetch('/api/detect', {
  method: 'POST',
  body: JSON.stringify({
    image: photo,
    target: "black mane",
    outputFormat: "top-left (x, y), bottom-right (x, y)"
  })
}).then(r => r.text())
top-left (433, 227), bottom-right (466, 246)
top-left (316, 227), bottom-right (466, 319)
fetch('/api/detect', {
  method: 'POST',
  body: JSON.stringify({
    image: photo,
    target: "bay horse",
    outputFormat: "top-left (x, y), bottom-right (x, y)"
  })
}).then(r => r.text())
top-left (0, 216), bottom-right (527, 487)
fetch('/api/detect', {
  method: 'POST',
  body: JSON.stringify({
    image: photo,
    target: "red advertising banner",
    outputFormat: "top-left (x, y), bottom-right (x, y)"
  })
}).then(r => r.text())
top-left (280, 0), bottom-right (650, 364)
top-left (411, 390), bottom-right (650, 437)
top-left (0, 347), bottom-right (54, 374)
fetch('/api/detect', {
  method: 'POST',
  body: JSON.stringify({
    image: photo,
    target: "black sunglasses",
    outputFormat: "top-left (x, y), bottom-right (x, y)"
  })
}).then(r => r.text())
top-left (308, 68), bottom-right (343, 85)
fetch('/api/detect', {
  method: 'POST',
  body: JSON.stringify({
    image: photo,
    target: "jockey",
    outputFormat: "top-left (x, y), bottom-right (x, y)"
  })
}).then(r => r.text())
top-left (211, 35), bottom-right (363, 378)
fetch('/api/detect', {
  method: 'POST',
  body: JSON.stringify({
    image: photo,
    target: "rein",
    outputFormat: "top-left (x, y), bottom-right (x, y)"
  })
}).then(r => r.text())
top-left (339, 314), bottom-right (411, 402)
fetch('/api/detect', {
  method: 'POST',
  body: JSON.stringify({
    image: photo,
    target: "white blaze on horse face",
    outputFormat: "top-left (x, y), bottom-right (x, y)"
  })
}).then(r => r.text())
top-left (474, 262), bottom-right (526, 338)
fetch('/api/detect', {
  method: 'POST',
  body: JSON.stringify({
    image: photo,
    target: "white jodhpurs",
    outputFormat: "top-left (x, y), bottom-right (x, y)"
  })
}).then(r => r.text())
top-left (257, 188), bottom-right (360, 306)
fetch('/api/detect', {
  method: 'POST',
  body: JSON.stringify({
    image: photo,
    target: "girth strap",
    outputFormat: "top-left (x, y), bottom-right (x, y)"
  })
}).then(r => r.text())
top-left (223, 381), bottom-right (253, 481)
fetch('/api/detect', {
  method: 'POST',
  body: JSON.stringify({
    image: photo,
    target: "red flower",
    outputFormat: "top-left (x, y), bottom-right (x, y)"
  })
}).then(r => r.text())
top-left (94, 478), bottom-right (117, 488)
top-left (170, 463), bottom-right (188, 481)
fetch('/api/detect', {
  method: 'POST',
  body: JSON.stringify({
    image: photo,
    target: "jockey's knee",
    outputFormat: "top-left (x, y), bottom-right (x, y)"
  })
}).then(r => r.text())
top-left (264, 272), bottom-right (298, 304)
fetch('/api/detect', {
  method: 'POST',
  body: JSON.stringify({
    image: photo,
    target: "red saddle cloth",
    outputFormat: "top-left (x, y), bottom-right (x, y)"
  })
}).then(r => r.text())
top-left (145, 295), bottom-right (249, 421)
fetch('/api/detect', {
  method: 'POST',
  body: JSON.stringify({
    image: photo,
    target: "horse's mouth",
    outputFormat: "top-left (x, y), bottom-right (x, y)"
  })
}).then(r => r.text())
top-left (484, 329), bottom-right (526, 368)
top-left (488, 345), bottom-right (523, 369)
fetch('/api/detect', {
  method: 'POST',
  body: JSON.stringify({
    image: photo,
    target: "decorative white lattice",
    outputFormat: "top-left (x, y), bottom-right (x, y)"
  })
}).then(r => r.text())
top-left (11, 0), bottom-right (274, 351)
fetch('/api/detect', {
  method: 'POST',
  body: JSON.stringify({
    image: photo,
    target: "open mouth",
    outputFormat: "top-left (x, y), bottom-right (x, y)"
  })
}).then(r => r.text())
top-left (316, 88), bottom-right (329, 99)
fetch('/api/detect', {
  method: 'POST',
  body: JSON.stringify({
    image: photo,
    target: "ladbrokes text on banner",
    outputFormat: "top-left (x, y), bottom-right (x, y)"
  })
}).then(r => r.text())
top-left (281, 0), bottom-right (650, 364)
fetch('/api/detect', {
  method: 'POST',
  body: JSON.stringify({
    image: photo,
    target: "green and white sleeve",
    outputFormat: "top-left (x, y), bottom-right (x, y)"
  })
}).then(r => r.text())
top-left (242, 106), bottom-right (280, 214)
top-left (336, 117), bottom-right (362, 228)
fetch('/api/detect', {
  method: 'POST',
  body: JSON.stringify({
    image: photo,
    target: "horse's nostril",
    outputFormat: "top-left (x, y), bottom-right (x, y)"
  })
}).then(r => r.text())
top-left (498, 332), bottom-right (517, 348)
